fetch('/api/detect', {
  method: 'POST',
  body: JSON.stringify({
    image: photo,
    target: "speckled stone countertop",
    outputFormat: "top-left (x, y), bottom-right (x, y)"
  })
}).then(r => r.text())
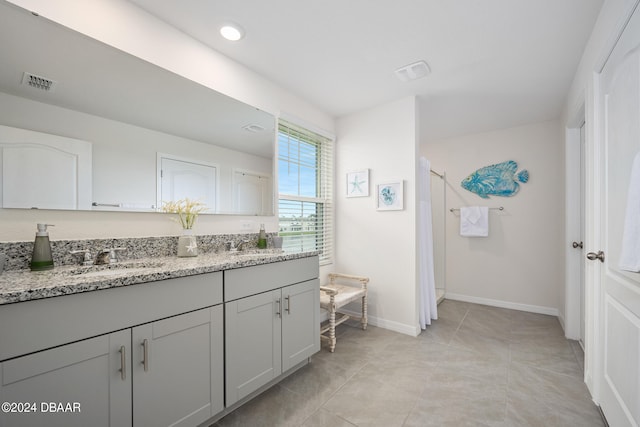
top-left (0, 250), bottom-right (319, 305)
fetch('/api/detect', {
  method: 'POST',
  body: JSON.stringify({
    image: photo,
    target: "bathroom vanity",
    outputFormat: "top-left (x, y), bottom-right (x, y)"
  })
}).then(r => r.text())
top-left (0, 252), bottom-right (320, 427)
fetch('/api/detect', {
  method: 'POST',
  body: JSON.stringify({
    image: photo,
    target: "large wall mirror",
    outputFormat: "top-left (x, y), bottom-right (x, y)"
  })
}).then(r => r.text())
top-left (0, 1), bottom-right (275, 215)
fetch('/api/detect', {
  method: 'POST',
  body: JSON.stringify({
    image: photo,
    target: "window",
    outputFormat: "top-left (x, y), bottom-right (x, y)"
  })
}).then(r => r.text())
top-left (278, 120), bottom-right (333, 264)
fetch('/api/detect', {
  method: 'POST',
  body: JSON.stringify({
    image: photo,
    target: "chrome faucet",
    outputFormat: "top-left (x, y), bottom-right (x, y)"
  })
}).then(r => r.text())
top-left (0, 253), bottom-right (7, 274)
top-left (227, 240), bottom-right (251, 252)
top-left (70, 250), bottom-right (92, 266)
top-left (94, 250), bottom-right (111, 265)
top-left (237, 240), bottom-right (251, 251)
top-left (93, 248), bottom-right (126, 265)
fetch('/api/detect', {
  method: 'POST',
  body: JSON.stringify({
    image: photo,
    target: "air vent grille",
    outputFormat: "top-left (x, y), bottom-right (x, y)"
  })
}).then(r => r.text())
top-left (242, 124), bottom-right (265, 133)
top-left (22, 72), bottom-right (57, 92)
top-left (394, 60), bottom-right (431, 82)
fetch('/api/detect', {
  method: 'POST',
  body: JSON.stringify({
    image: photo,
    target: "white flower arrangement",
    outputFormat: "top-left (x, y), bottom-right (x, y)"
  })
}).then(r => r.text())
top-left (161, 198), bottom-right (206, 230)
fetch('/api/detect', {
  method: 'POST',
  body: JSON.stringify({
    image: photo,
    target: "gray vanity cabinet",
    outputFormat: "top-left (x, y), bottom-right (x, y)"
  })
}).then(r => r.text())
top-left (0, 330), bottom-right (132, 427)
top-left (0, 255), bottom-right (319, 426)
top-left (132, 306), bottom-right (224, 427)
top-left (224, 289), bottom-right (283, 405)
top-left (1, 307), bottom-right (222, 427)
top-left (281, 279), bottom-right (320, 371)
top-left (224, 257), bottom-right (320, 407)
top-left (0, 272), bottom-right (225, 427)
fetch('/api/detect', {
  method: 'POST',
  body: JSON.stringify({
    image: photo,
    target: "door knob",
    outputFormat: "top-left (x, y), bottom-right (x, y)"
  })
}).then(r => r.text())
top-left (572, 241), bottom-right (583, 249)
top-left (586, 251), bottom-right (605, 262)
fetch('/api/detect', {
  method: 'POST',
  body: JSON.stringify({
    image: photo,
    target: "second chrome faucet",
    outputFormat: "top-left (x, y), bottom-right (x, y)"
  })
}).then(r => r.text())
top-left (71, 247), bottom-right (127, 265)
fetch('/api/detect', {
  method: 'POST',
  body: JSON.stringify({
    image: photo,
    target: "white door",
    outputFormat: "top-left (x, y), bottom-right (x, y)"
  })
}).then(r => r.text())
top-left (593, 6), bottom-right (640, 426)
top-left (0, 125), bottom-right (92, 210)
top-left (158, 156), bottom-right (216, 212)
top-left (233, 170), bottom-right (262, 215)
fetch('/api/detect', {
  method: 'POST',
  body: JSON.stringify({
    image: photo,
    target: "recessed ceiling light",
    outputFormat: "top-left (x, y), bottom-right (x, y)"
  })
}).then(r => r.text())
top-left (220, 23), bottom-right (245, 41)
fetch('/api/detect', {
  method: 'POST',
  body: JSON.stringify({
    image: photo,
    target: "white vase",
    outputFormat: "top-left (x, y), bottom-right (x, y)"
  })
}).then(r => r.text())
top-left (177, 229), bottom-right (198, 257)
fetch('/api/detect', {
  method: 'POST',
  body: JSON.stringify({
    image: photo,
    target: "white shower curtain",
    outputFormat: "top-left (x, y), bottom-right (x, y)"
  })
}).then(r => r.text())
top-left (418, 157), bottom-right (438, 328)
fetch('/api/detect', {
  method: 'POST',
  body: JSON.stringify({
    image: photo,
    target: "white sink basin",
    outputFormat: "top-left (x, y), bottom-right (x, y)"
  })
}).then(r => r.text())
top-left (229, 250), bottom-right (284, 258)
top-left (230, 252), bottom-right (266, 258)
top-left (76, 267), bottom-right (151, 278)
top-left (65, 261), bottom-right (164, 278)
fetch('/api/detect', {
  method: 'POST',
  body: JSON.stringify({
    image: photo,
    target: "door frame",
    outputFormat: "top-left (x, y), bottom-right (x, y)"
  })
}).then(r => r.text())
top-left (564, 104), bottom-right (585, 343)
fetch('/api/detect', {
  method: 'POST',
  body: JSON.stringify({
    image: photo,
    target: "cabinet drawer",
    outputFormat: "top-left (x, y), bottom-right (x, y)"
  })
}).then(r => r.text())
top-left (224, 256), bottom-right (319, 301)
top-left (0, 272), bottom-right (223, 361)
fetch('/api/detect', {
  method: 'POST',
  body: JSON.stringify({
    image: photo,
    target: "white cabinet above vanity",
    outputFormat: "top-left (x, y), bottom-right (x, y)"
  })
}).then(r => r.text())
top-left (0, 252), bottom-right (320, 427)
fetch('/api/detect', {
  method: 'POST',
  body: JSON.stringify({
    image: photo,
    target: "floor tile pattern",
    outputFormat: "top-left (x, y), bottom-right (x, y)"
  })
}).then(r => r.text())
top-left (213, 300), bottom-right (604, 427)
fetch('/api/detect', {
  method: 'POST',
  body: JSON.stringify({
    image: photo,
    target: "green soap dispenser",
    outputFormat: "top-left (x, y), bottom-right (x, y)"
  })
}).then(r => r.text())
top-left (30, 223), bottom-right (54, 271)
top-left (257, 223), bottom-right (267, 249)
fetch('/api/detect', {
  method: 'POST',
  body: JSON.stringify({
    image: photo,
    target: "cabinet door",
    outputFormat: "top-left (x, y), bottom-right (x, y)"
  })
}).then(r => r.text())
top-left (225, 290), bottom-right (282, 406)
top-left (282, 279), bottom-right (320, 371)
top-left (0, 330), bottom-right (131, 427)
top-left (132, 306), bottom-right (223, 427)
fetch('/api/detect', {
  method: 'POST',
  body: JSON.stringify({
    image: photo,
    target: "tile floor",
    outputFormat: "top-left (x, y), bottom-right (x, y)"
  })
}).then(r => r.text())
top-left (213, 300), bottom-right (604, 427)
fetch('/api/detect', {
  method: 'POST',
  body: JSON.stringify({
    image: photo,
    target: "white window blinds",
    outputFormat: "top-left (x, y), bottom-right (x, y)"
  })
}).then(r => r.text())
top-left (278, 120), bottom-right (333, 264)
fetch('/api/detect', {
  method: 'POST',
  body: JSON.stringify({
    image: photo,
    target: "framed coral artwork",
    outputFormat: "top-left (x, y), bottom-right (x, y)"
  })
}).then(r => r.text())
top-left (346, 169), bottom-right (369, 197)
top-left (377, 180), bottom-right (403, 211)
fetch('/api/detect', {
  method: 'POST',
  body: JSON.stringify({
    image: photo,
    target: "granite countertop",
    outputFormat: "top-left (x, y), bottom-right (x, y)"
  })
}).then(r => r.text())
top-left (0, 250), bottom-right (319, 305)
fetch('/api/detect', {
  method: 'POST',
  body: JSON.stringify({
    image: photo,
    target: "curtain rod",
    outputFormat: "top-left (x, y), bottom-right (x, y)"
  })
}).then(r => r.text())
top-left (430, 169), bottom-right (443, 179)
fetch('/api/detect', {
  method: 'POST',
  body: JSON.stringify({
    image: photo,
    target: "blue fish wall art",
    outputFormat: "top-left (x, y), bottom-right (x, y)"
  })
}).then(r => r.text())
top-left (461, 160), bottom-right (529, 199)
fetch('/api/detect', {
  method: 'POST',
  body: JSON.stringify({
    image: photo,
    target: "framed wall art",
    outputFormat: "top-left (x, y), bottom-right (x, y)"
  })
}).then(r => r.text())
top-left (346, 169), bottom-right (369, 197)
top-left (377, 180), bottom-right (403, 211)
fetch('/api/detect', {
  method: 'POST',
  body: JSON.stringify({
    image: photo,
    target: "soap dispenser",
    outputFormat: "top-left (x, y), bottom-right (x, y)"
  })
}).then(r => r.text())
top-left (30, 223), bottom-right (54, 271)
top-left (257, 223), bottom-right (267, 249)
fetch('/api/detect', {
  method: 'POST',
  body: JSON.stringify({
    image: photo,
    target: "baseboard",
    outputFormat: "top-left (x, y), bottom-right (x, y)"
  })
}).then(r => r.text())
top-left (337, 307), bottom-right (420, 337)
top-left (321, 294), bottom-right (558, 338)
top-left (445, 293), bottom-right (559, 316)
top-left (557, 310), bottom-right (566, 331)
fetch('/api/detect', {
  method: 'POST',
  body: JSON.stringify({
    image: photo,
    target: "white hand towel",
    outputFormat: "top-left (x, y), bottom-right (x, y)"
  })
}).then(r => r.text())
top-left (619, 152), bottom-right (640, 272)
top-left (460, 206), bottom-right (489, 237)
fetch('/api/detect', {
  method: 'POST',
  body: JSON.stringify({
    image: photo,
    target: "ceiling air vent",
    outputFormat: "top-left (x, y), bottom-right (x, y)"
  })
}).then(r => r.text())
top-left (394, 60), bottom-right (431, 82)
top-left (22, 72), bottom-right (57, 92)
top-left (242, 124), bottom-right (265, 133)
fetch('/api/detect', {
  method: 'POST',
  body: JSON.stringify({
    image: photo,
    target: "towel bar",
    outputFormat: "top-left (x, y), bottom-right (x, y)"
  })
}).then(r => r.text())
top-left (449, 207), bottom-right (504, 212)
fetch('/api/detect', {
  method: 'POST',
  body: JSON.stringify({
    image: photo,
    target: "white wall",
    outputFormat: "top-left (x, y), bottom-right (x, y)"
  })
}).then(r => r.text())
top-left (1, 0), bottom-right (334, 242)
top-left (422, 120), bottom-right (565, 315)
top-left (563, 0), bottom-right (638, 123)
top-left (335, 97), bottom-right (419, 335)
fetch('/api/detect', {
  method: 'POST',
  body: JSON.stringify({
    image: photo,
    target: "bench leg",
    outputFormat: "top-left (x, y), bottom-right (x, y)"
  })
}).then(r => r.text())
top-left (361, 294), bottom-right (368, 330)
top-left (329, 302), bottom-right (337, 352)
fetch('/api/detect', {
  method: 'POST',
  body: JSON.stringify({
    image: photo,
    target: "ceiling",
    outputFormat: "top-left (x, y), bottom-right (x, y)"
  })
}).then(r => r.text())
top-left (129, 0), bottom-right (603, 141)
top-left (0, 1), bottom-right (275, 158)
